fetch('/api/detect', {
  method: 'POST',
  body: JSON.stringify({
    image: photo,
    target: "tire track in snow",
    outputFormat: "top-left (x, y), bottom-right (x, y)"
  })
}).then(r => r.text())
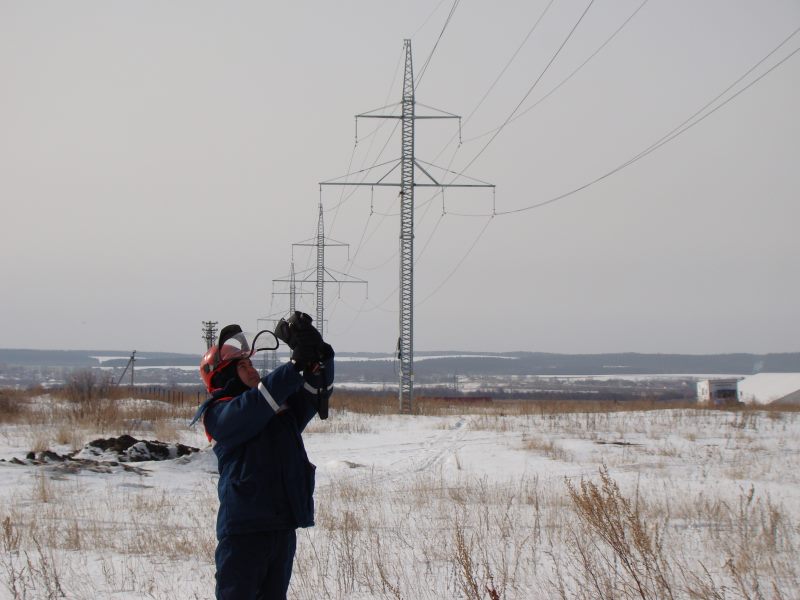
top-left (315, 416), bottom-right (485, 490)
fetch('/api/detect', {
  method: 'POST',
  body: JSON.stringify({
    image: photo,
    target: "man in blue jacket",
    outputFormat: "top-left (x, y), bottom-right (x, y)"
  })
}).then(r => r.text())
top-left (192, 316), bottom-right (334, 599)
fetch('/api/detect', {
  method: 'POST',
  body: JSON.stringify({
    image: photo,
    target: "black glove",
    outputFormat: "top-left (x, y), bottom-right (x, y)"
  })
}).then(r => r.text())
top-left (274, 311), bottom-right (314, 349)
top-left (275, 312), bottom-right (335, 372)
top-left (291, 327), bottom-right (323, 369)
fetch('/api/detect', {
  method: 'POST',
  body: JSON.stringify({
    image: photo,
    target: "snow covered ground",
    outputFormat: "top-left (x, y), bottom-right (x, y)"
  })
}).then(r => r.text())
top-left (0, 397), bottom-right (798, 599)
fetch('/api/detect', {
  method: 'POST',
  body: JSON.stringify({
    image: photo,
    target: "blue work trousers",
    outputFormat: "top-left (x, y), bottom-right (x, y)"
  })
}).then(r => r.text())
top-left (215, 530), bottom-right (297, 600)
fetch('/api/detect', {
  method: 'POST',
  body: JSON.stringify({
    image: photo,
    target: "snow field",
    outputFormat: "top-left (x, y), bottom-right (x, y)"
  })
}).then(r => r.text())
top-left (0, 397), bottom-right (798, 599)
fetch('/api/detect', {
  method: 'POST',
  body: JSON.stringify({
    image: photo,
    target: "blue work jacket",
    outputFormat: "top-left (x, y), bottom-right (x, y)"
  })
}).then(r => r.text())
top-left (192, 359), bottom-right (334, 539)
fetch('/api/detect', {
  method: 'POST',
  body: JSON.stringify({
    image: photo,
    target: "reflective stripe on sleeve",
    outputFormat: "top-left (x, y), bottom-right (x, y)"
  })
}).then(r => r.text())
top-left (304, 382), bottom-right (333, 395)
top-left (258, 382), bottom-right (281, 413)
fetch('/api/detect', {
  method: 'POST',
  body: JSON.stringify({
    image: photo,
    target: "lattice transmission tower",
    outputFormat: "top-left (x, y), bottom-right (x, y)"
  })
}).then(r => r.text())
top-left (272, 260), bottom-right (313, 315)
top-left (274, 202), bottom-right (366, 337)
top-left (321, 39), bottom-right (494, 413)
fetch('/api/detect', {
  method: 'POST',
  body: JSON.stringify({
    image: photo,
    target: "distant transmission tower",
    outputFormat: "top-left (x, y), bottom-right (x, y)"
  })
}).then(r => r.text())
top-left (279, 202), bottom-right (367, 337)
top-left (254, 317), bottom-right (281, 375)
top-left (321, 39), bottom-right (494, 413)
top-left (272, 260), bottom-right (313, 315)
top-left (202, 321), bottom-right (219, 350)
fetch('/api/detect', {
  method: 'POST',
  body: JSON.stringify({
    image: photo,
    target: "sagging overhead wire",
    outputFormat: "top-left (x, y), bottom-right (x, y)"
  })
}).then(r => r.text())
top-left (324, 0), bottom-right (467, 289)
top-left (322, 45), bottom-right (406, 319)
top-left (328, 0), bottom-right (596, 316)
top-left (431, 0), bottom-right (557, 165)
top-left (408, 0), bottom-right (595, 232)
top-left (321, 4), bottom-right (463, 333)
top-left (425, 0), bottom-right (646, 217)
top-left (407, 0), bottom-right (595, 231)
top-left (386, 0), bottom-right (557, 250)
top-left (416, 216), bottom-right (494, 306)
top-left (454, 0), bottom-right (597, 181)
top-left (493, 25), bottom-right (800, 216)
top-left (413, 26), bottom-right (800, 306)
top-left (324, 45), bottom-right (405, 223)
top-left (411, 0), bottom-right (450, 39)
top-left (462, 0), bottom-right (650, 144)
top-left (415, 0), bottom-right (461, 90)
top-left (338, 190), bottom-right (449, 314)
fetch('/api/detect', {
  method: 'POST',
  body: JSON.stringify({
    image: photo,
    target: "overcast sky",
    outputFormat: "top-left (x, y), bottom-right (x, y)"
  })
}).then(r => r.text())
top-left (1, 0), bottom-right (798, 356)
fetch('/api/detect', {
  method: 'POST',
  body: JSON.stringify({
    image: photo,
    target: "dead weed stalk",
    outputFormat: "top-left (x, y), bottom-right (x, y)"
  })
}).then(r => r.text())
top-left (566, 465), bottom-right (674, 600)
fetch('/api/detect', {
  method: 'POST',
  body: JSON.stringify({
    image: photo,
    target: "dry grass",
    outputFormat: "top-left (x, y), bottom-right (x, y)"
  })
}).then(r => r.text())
top-left (4, 386), bottom-right (794, 431)
top-left (1, 472), bottom-right (217, 598)
top-left (565, 465), bottom-right (674, 599)
top-left (1, 384), bottom-right (798, 598)
top-left (0, 389), bottom-right (35, 425)
top-left (523, 434), bottom-right (573, 462)
top-left (330, 391), bottom-right (797, 419)
top-left (561, 466), bottom-right (798, 600)
top-left (3, 378), bottom-right (195, 442)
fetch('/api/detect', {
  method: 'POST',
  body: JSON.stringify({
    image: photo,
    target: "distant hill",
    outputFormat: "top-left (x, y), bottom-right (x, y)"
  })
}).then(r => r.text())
top-left (2, 348), bottom-right (798, 378)
top-left (0, 349), bottom-right (199, 367)
top-left (335, 351), bottom-right (800, 381)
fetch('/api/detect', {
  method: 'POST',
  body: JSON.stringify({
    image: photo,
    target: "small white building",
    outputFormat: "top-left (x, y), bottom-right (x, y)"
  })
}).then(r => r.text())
top-left (696, 378), bottom-right (741, 405)
top-left (737, 373), bottom-right (800, 405)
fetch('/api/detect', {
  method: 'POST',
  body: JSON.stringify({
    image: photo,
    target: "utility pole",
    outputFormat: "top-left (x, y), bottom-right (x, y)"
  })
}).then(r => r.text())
top-left (115, 350), bottom-right (136, 387)
top-left (281, 202), bottom-right (367, 337)
top-left (320, 39), bottom-right (494, 413)
top-left (202, 321), bottom-right (219, 350)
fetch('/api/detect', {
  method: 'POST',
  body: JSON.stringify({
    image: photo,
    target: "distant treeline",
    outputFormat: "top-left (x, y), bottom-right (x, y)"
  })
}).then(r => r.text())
top-left (1, 348), bottom-right (798, 377)
top-left (0, 349), bottom-right (199, 367)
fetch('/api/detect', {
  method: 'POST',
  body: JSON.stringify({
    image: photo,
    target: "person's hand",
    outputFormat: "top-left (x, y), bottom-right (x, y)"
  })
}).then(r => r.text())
top-left (291, 327), bottom-right (323, 372)
top-left (274, 311), bottom-right (314, 349)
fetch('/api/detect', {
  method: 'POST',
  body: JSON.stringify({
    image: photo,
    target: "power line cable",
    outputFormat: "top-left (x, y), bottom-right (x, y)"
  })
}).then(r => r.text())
top-left (324, 6), bottom-right (465, 332)
top-left (463, 0), bottom-right (650, 143)
top-left (326, 4), bottom-right (475, 324)
top-left (416, 212), bottom-right (446, 262)
top-left (408, 0), bottom-right (595, 234)
top-left (436, 10), bottom-right (798, 220)
top-left (327, 1), bottom-right (590, 322)
top-left (327, 142), bottom-right (358, 236)
top-left (412, 27), bottom-right (800, 304)
top-left (416, 216), bottom-right (494, 306)
top-left (324, 48), bottom-right (405, 220)
top-left (411, 0), bottom-right (450, 39)
top-left (342, 199), bottom-right (445, 312)
top-left (494, 30), bottom-right (800, 216)
top-left (455, 0), bottom-right (596, 180)
top-left (413, 31), bottom-right (800, 305)
top-left (416, 0), bottom-right (461, 89)
top-left (423, 0), bottom-right (642, 221)
top-left (431, 0), bottom-right (558, 165)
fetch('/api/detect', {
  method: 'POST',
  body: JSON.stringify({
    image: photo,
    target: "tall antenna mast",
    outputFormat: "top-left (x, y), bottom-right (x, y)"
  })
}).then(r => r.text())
top-left (320, 39), bottom-right (494, 413)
